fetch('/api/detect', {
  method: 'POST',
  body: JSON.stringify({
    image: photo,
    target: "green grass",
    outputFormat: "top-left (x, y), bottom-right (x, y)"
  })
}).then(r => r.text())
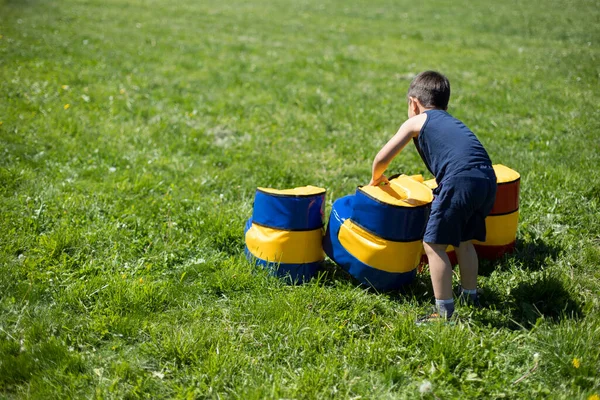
top-left (1, 0), bottom-right (599, 398)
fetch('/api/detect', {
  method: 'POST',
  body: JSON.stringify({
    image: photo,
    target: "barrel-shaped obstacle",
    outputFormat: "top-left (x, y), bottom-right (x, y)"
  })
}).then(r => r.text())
top-left (244, 186), bottom-right (326, 282)
top-left (473, 164), bottom-right (520, 258)
top-left (323, 175), bottom-right (433, 290)
top-left (423, 164), bottom-right (520, 261)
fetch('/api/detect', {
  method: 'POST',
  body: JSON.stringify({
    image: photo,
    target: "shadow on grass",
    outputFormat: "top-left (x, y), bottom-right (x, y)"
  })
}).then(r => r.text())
top-left (318, 241), bottom-right (581, 330)
top-left (473, 273), bottom-right (583, 330)
top-left (387, 273), bottom-right (435, 305)
top-left (309, 232), bottom-right (581, 330)
top-left (479, 237), bottom-right (562, 276)
top-left (314, 259), bottom-right (359, 287)
top-left (511, 275), bottom-right (582, 323)
top-left (316, 259), bottom-right (436, 305)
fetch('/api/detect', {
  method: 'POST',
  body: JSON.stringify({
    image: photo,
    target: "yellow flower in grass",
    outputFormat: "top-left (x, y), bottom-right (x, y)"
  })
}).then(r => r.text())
top-left (64, 104), bottom-right (70, 110)
top-left (588, 394), bottom-right (599, 400)
top-left (572, 358), bottom-right (580, 368)
top-left (120, 88), bottom-right (126, 94)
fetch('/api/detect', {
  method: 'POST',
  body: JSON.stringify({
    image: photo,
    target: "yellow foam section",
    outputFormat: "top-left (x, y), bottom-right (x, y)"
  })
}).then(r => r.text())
top-left (409, 174), bottom-right (424, 183)
top-left (257, 185), bottom-right (325, 196)
top-left (423, 178), bottom-right (438, 190)
top-left (360, 175), bottom-right (433, 207)
top-left (339, 220), bottom-right (422, 273)
top-left (494, 164), bottom-right (520, 184)
top-left (474, 211), bottom-right (519, 246)
top-left (245, 224), bottom-right (324, 264)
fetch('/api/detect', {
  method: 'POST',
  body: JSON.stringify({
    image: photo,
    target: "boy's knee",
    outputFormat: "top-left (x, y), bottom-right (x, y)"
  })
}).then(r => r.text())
top-left (423, 242), bottom-right (448, 255)
top-left (457, 241), bottom-right (475, 252)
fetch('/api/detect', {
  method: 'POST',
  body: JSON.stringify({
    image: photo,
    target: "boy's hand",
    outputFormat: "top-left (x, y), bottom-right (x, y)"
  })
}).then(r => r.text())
top-left (369, 175), bottom-right (389, 186)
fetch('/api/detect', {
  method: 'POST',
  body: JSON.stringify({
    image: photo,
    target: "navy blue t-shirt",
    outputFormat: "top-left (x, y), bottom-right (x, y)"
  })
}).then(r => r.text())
top-left (414, 110), bottom-right (492, 185)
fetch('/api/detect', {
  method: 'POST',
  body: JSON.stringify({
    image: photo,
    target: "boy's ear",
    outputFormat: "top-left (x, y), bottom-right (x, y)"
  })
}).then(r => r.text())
top-left (410, 96), bottom-right (421, 115)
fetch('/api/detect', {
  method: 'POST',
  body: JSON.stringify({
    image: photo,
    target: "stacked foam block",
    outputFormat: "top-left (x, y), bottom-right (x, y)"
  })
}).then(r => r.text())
top-left (244, 186), bottom-right (326, 283)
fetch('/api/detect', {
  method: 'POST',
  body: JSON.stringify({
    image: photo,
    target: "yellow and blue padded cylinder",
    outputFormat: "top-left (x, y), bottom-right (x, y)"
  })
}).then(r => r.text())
top-left (473, 164), bottom-right (520, 259)
top-left (244, 186), bottom-right (326, 283)
top-left (323, 175), bottom-right (433, 291)
top-left (423, 164), bottom-right (520, 261)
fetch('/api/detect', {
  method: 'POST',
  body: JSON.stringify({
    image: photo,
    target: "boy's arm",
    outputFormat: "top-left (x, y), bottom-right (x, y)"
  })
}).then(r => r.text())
top-left (369, 114), bottom-right (426, 185)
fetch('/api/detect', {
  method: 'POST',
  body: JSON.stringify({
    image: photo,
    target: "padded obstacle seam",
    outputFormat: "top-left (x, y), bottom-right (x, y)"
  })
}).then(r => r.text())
top-left (255, 188), bottom-right (326, 197)
top-left (250, 220), bottom-right (325, 232)
top-left (348, 219), bottom-right (426, 243)
top-left (489, 208), bottom-right (520, 217)
top-left (497, 178), bottom-right (520, 186)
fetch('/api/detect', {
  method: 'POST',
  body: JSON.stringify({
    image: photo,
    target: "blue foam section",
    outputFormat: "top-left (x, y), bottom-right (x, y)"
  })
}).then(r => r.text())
top-left (351, 188), bottom-right (430, 242)
top-left (252, 190), bottom-right (325, 230)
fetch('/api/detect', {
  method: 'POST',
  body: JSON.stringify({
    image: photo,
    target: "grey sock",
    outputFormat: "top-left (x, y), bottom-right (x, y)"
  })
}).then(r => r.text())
top-left (435, 299), bottom-right (455, 318)
top-left (460, 287), bottom-right (478, 303)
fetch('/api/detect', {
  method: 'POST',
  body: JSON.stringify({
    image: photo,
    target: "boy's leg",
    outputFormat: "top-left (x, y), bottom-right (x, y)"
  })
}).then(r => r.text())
top-left (423, 242), bottom-right (454, 318)
top-left (455, 240), bottom-right (479, 304)
top-left (455, 240), bottom-right (478, 291)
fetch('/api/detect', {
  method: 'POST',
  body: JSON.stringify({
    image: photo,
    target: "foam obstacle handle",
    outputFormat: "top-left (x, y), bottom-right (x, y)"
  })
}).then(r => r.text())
top-left (323, 175), bottom-right (433, 290)
top-left (245, 186), bottom-right (326, 282)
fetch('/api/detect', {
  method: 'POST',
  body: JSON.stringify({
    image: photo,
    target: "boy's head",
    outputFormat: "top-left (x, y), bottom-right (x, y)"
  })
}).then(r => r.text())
top-left (407, 71), bottom-right (450, 112)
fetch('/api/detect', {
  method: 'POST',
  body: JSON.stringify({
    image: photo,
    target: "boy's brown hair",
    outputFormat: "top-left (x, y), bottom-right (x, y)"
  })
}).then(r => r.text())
top-left (408, 71), bottom-right (451, 110)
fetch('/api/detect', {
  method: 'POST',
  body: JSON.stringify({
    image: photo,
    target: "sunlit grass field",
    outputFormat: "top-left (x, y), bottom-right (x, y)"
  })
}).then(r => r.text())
top-left (1, 0), bottom-right (599, 398)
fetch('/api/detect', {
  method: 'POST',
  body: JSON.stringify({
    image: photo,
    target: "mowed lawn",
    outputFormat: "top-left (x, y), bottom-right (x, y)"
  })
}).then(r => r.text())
top-left (1, 0), bottom-right (599, 398)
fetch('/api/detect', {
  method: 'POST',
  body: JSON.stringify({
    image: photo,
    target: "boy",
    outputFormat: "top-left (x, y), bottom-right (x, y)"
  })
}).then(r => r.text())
top-left (369, 71), bottom-right (497, 321)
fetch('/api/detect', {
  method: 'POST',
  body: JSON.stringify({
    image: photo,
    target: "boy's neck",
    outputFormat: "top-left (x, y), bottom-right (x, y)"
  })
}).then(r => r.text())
top-left (419, 106), bottom-right (442, 113)
top-left (409, 97), bottom-right (447, 117)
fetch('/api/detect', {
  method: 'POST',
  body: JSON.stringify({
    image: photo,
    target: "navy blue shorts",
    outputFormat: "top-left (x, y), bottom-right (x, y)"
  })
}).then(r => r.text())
top-left (423, 167), bottom-right (497, 247)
